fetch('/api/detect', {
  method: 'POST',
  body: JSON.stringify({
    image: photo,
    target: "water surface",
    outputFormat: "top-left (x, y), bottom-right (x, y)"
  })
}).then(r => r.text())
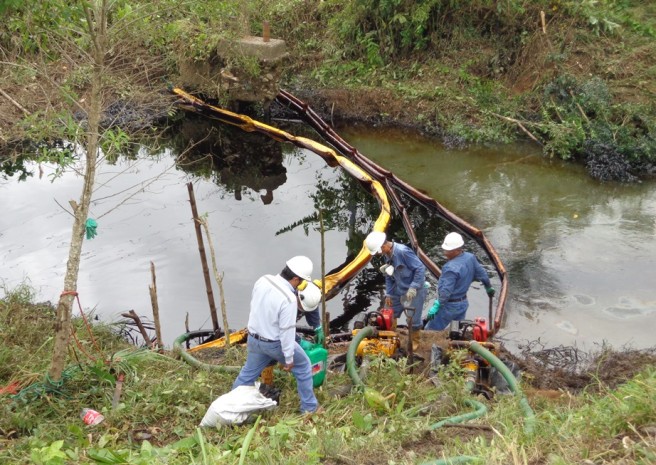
top-left (340, 126), bottom-right (656, 351)
top-left (2, 124), bottom-right (655, 352)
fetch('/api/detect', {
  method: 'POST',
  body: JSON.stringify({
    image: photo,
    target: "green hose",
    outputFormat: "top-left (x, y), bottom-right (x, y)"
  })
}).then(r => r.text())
top-left (429, 398), bottom-right (487, 430)
top-left (173, 331), bottom-right (240, 373)
top-left (421, 341), bottom-right (536, 465)
top-left (346, 326), bottom-right (375, 388)
top-left (469, 341), bottom-right (536, 435)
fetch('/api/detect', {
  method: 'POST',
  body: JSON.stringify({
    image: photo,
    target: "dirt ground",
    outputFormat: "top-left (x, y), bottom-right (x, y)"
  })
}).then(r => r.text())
top-left (405, 328), bottom-right (656, 395)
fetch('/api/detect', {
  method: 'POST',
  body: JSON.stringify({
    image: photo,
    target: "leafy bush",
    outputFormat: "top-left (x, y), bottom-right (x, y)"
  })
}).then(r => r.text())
top-left (538, 74), bottom-right (656, 180)
top-left (325, 0), bottom-right (551, 64)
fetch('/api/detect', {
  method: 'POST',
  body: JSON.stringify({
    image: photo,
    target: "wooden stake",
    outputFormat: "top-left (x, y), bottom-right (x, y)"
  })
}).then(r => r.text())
top-left (198, 216), bottom-right (231, 347)
top-left (149, 261), bottom-right (163, 349)
top-left (540, 11), bottom-right (547, 34)
top-left (186, 182), bottom-right (220, 333)
top-left (121, 310), bottom-right (153, 348)
top-left (263, 21), bottom-right (270, 42)
top-left (319, 209), bottom-right (329, 338)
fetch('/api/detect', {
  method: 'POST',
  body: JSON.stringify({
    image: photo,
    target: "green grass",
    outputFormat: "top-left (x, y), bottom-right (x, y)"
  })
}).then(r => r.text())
top-left (1, 0), bottom-right (655, 174)
top-left (2, 285), bottom-right (655, 464)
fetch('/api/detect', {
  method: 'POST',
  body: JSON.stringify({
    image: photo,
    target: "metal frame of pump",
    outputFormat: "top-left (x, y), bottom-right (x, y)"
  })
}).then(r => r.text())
top-left (433, 317), bottom-right (501, 398)
top-left (351, 307), bottom-right (401, 358)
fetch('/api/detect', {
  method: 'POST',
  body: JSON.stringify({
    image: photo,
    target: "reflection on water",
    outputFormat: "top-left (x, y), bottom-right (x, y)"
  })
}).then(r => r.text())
top-left (2, 121), bottom-right (655, 351)
top-left (339, 125), bottom-right (656, 351)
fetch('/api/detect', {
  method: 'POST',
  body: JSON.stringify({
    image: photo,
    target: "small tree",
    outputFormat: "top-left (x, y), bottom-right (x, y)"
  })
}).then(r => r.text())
top-left (48, 0), bottom-right (108, 382)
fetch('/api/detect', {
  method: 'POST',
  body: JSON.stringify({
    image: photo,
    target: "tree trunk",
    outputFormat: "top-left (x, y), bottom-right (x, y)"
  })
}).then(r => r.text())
top-left (48, 1), bottom-right (106, 382)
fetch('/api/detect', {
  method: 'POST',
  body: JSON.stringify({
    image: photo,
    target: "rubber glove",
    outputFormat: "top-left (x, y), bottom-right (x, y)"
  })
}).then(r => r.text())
top-left (427, 301), bottom-right (440, 320)
top-left (405, 287), bottom-right (417, 302)
top-left (299, 338), bottom-right (314, 351)
top-left (486, 286), bottom-right (495, 297)
top-left (85, 218), bottom-right (98, 240)
top-left (314, 325), bottom-right (325, 346)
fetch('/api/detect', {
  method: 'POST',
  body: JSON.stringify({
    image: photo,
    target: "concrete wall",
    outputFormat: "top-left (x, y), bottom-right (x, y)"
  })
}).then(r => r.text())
top-left (177, 35), bottom-right (288, 104)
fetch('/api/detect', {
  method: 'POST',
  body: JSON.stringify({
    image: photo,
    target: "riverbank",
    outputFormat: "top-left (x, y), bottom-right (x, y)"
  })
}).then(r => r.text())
top-left (1, 1), bottom-right (655, 182)
top-left (1, 287), bottom-right (655, 464)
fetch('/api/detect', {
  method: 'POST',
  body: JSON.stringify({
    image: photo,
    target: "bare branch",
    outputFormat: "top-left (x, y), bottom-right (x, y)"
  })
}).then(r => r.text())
top-left (491, 112), bottom-right (543, 145)
top-left (0, 88), bottom-right (30, 115)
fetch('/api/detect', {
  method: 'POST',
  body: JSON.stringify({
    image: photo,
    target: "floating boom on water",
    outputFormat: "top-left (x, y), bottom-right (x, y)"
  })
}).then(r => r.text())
top-left (171, 87), bottom-right (508, 334)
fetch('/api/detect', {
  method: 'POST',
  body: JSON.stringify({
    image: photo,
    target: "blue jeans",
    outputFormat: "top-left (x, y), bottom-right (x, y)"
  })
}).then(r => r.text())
top-left (424, 300), bottom-right (468, 331)
top-left (389, 286), bottom-right (427, 330)
top-left (233, 336), bottom-right (318, 413)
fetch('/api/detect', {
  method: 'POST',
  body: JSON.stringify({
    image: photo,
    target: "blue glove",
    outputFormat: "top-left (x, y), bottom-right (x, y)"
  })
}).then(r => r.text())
top-left (85, 218), bottom-right (98, 240)
top-left (427, 301), bottom-right (440, 320)
top-left (486, 286), bottom-right (495, 297)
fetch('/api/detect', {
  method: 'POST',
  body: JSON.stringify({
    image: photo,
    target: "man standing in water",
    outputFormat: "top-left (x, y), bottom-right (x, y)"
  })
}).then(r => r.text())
top-left (232, 255), bottom-right (320, 414)
top-left (365, 231), bottom-right (426, 350)
top-left (425, 232), bottom-right (495, 331)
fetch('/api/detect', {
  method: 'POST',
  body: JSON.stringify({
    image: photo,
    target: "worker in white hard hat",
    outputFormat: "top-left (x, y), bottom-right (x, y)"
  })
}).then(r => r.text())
top-left (232, 255), bottom-right (320, 414)
top-left (365, 231), bottom-right (427, 349)
top-left (425, 232), bottom-right (495, 331)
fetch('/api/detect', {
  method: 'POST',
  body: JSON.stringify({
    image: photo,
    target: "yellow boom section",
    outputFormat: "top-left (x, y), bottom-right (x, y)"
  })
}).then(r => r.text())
top-left (172, 87), bottom-right (390, 299)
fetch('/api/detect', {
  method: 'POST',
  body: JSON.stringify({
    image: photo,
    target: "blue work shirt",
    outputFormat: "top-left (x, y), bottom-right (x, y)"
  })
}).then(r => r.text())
top-left (438, 251), bottom-right (491, 304)
top-left (384, 242), bottom-right (426, 297)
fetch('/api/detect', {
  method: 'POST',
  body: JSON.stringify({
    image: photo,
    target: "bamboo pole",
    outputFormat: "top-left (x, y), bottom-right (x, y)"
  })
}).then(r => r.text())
top-left (198, 215), bottom-right (231, 347)
top-left (149, 261), bottom-right (163, 349)
top-left (186, 182), bottom-right (220, 333)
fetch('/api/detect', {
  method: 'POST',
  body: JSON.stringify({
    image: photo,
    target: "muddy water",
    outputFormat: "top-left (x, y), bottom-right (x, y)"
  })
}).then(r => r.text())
top-left (340, 126), bottom-right (656, 352)
top-left (1, 125), bottom-right (655, 351)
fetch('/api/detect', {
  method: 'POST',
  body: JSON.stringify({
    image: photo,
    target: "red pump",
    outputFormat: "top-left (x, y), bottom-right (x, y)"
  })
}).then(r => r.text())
top-left (472, 317), bottom-right (489, 342)
top-left (377, 307), bottom-right (395, 331)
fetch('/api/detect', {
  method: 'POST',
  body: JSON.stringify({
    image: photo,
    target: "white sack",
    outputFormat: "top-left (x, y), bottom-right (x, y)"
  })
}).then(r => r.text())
top-left (199, 384), bottom-right (278, 427)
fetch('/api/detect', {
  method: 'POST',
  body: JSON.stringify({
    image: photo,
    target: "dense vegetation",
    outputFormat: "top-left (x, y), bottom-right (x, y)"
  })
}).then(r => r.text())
top-left (0, 0), bottom-right (655, 181)
top-left (2, 286), bottom-right (656, 465)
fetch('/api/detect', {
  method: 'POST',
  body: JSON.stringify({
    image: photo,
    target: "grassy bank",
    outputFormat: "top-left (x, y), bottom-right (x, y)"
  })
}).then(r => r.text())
top-left (2, 285), bottom-right (655, 464)
top-left (0, 0), bottom-right (655, 181)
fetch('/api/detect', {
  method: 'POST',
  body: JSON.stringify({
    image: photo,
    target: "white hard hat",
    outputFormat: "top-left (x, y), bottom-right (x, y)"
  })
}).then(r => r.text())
top-left (364, 231), bottom-right (387, 255)
top-left (442, 232), bottom-right (464, 251)
top-left (286, 255), bottom-right (313, 281)
top-left (298, 282), bottom-right (322, 311)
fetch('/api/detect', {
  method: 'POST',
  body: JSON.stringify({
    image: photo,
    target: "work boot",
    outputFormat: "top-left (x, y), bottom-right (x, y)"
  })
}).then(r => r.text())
top-left (391, 317), bottom-right (398, 332)
top-left (411, 330), bottom-right (421, 352)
